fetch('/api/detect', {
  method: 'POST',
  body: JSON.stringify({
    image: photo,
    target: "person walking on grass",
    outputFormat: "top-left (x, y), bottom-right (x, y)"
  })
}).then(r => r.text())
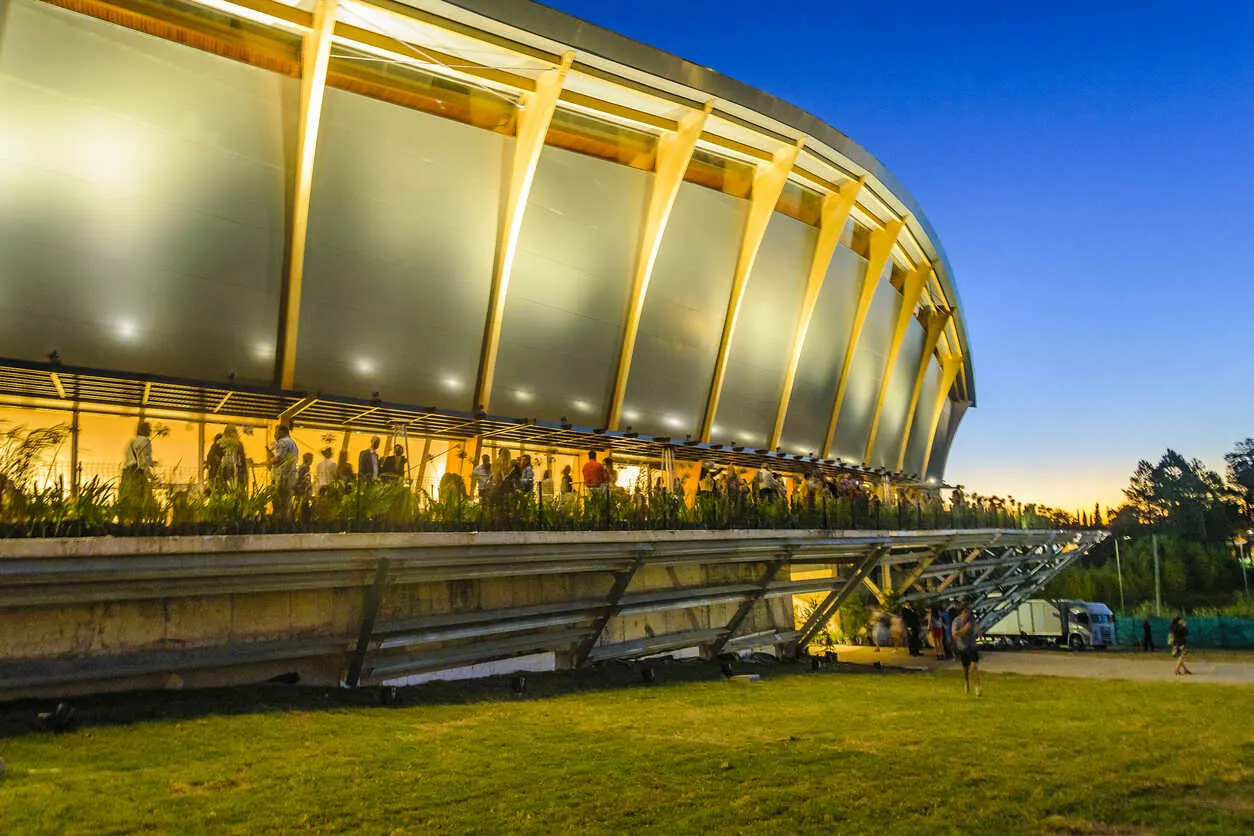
top-left (1170, 616), bottom-right (1192, 677)
top-left (952, 603), bottom-right (982, 696)
top-left (1142, 618), bottom-right (1155, 652)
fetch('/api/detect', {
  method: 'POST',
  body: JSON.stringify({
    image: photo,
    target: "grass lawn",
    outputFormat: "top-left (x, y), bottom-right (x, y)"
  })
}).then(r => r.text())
top-left (1, 664), bottom-right (1252, 835)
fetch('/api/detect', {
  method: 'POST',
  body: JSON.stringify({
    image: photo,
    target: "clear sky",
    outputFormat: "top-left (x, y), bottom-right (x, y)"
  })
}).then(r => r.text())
top-left (543, 0), bottom-right (1254, 513)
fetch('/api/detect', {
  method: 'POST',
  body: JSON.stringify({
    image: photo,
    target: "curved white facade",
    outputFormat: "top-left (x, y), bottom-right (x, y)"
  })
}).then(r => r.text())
top-left (0, 0), bottom-right (974, 478)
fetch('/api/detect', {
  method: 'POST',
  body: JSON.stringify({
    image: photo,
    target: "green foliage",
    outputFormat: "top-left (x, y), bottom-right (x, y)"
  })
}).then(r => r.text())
top-left (0, 422), bottom-right (69, 490)
top-left (1121, 449), bottom-right (1240, 542)
top-left (1225, 437), bottom-right (1254, 521)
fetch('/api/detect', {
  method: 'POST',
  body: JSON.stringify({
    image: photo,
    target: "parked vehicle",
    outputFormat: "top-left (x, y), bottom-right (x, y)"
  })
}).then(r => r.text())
top-left (986, 599), bottom-right (1115, 650)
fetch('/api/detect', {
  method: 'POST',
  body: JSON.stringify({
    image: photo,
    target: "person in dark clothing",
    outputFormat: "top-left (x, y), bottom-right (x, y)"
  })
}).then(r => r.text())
top-left (1169, 616), bottom-right (1192, 676)
top-left (380, 444), bottom-right (407, 480)
top-left (901, 604), bottom-right (922, 657)
top-left (1142, 619), bottom-right (1155, 652)
top-left (358, 437), bottom-right (381, 482)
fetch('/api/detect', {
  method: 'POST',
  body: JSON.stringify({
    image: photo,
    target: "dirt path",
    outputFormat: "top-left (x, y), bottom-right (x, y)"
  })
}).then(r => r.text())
top-left (830, 645), bottom-right (1254, 684)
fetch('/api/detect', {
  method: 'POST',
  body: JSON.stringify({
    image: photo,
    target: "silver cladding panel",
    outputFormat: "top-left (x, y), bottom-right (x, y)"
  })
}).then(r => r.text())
top-left (298, 87), bottom-right (505, 406)
top-left (621, 182), bottom-right (746, 439)
top-left (713, 214), bottom-right (814, 448)
top-left (929, 400), bottom-right (966, 480)
top-left (830, 267), bottom-right (896, 463)
top-left (778, 246), bottom-right (864, 457)
top-left (493, 144), bottom-right (648, 422)
top-left (903, 355), bottom-right (943, 477)
top-left (869, 316), bottom-right (925, 466)
top-left (0, 1), bottom-right (288, 383)
top-left (927, 398), bottom-right (955, 480)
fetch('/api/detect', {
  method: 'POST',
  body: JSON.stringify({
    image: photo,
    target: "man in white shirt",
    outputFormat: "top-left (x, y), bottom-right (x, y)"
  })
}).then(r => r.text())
top-left (119, 420), bottom-right (155, 522)
top-left (314, 446), bottom-right (338, 494)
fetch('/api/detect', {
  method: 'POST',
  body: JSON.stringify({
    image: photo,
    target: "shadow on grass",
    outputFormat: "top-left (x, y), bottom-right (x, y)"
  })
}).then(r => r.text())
top-left (0, 656), bottom-right (917, 740)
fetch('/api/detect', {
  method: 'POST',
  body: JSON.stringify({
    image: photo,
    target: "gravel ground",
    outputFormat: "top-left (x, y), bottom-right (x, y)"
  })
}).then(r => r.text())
top-left (831, 644), bottom-right (1254, 683)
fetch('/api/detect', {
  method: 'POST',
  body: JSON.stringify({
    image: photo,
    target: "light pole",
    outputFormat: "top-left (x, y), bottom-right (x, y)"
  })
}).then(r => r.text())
top-left (1114, 536), bottom-right (1128, 615)
top-left (1236, 534), bottom-right (1249, 596)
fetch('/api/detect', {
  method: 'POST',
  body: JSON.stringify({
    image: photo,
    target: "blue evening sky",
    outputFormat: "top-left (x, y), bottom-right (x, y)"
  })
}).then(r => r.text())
top-left (544, 0), bottom-right (1254, 512)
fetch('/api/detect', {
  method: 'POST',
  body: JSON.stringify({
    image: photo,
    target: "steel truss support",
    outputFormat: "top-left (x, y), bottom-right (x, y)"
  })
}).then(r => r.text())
top-left (822, 217), bottom-right (905, 457)
top-left (274, 0), bottom-right (339, 390)
top-left (709, 556), bottom-right (788, 655)
top-left (897, 534), bottom-right (1107, 632)
top-left (700, 141), bottom-right (802, 441)
top-left (607, 103), bottom-right (713, 430)
top-left (795, 546), bottom-right (887, 648)
top-left (975, 546), bottom-right (1094, 630)
top-left (473, 52), bottom-right (574, 413)
top-left (345, 557), bottom-right (391, 687)
top-left (768, 176), bottom-right (865, 449)
top-left (572, 551), bottom-right (645, 667)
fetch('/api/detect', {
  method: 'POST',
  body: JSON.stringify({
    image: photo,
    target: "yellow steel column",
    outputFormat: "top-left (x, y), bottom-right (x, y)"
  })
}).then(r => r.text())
top-left (606, 102), bottom-right (713, 430)
top-left (767, 176), bottom-right (864, 450)
top-left (472, 53), bottom-right (574, 413)
top-left (894, 307), bottom-right (952, 471)
top-left (920, 353), bottom-right (964, 477)
top-left (820, 217), bottom-right (905, 457)
top-left (700, 141), bottom-right (802, 441)
top-left (862, 264), bottom-right (927, 463)
top-left (274, 0), bottom-right (338, 390)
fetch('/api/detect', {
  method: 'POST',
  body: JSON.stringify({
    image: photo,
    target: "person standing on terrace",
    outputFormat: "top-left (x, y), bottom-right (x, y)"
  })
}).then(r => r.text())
top-left (472, 454), bottom-right (491, 496)
top-left (314, 447), bottom-right (337, 495)
top-left (269, 425), bottom-right (299, 521)
top-left (119, 420), bottom-right (155, 522)
top-left (358, 437), bottom-right (381, 482)
top-left (582, 451), bottom-right (606, 491)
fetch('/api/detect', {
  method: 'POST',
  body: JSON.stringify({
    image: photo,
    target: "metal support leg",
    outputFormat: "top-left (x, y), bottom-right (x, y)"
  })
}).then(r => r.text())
top-left (345, 557), bottom-right (391, 687)
top-left (709, 556), bottom-right (787, 655)
top-left (796, 546), bottom-right (887, 648)
top-left (573, 554), bottom-right (644, 667)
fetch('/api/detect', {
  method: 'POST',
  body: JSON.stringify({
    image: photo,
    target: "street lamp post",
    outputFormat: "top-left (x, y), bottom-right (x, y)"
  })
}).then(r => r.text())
top-left (1114, 536), bottom-right (1127, 615)
top-left (1236, 534), bottom-right (1249, 596)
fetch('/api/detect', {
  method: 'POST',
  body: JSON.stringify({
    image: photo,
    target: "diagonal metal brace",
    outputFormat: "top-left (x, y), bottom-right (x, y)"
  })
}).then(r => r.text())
top-left (708, 555), bottom-right (788, 655)
top-left (573, 550), bottom-right (647, 667)
top-left (796, 546), bottom-right (887, 648)
top-left (345, 556), bottom-right (391, 687)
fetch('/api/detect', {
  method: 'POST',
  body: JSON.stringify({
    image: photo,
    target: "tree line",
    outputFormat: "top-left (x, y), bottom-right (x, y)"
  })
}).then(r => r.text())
top-left (1047, 440), bottom-right (1254, 615)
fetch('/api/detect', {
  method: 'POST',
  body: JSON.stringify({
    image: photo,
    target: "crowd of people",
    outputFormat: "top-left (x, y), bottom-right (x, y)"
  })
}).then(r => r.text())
top-left (866, 602), bottom-right (983, 696)
top-left (105, 418), bottom-right (1073, 533)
